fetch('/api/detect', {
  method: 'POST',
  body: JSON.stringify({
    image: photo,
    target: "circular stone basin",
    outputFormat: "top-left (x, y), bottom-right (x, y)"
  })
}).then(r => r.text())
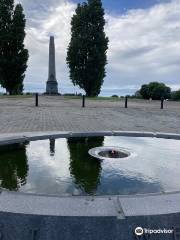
top-left (0, 136), bottom-right (180, 196)
top-left (88, 147), bottom-right (130, 160)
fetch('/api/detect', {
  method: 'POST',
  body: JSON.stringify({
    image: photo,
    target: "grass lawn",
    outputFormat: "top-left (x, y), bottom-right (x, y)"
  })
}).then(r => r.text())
top-left (63, 95), bottom-right (122, 101)
top-left (0, 94), bottom-right (33, 99)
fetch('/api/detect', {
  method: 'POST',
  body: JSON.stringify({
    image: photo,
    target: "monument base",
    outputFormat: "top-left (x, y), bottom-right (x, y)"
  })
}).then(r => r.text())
top-left (46, 80), bottom-right (59, 95)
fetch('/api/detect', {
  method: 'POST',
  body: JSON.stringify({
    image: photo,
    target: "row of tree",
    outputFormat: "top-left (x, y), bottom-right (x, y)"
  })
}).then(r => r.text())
top-left (0, 0), bottom-right (29, 95)
top-left (138, 82), bottom-right (180, 100)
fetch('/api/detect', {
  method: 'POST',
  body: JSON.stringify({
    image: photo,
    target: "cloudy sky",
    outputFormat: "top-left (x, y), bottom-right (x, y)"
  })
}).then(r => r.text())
top-left (12, 0), bottom-right (180, 96)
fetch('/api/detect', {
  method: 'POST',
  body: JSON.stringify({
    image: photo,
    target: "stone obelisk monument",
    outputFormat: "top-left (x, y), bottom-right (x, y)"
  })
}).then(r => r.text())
top-left (46, 36), bottom-right (59, 94)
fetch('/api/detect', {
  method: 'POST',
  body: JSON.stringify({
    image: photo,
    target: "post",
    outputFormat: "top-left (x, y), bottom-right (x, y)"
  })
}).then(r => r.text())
top-left (125, 96), bottom-right (128, 108)
top-left (35, 93), bottom-right (38, 107)
top-left (82, 95), bottom-right (85, 108)
top-left (161, 97), bottom-right (164, 109)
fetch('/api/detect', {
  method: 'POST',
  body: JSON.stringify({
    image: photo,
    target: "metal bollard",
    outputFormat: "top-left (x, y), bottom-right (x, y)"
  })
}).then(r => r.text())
top-left (30, 229), bottom-right (39, 240)
top-left (125, 96), bottom-right (128, 108)
top-left (0, 223), bottom-right (3, 240)
top-left (35, 93), bottom-right (38, 107)
top-left (161, 97), bottom-right (164, 109)
top-left (82, 95), bottom-right (85, 108)
top-left (174, 227), bottom-right (180, 240)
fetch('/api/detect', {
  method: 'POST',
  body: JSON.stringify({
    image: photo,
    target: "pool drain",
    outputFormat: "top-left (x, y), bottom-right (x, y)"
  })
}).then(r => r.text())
top-left (88, 146), bottom-right (130, 160)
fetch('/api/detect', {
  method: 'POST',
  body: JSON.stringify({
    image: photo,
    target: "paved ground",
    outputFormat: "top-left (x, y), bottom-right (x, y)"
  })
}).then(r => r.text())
top-left (0, 95), bottom-right (179, 134)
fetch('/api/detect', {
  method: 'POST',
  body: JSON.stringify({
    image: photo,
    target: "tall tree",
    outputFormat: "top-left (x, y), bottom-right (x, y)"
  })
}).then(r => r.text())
top-left (0, 0), bottom-right (14, 92)
top-left (0, 1), bottom-right (28, 95)
top-left (67, 0), bottom-right (108, 97)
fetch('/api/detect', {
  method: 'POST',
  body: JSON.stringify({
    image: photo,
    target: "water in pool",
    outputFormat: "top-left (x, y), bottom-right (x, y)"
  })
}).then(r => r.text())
top-left (0, 136), bottom-right (180, 196)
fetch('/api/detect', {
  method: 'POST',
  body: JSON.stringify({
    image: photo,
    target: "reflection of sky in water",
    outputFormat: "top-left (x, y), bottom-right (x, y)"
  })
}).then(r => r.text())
top-left (102, 137), bottom-right (180, 193)
top-left (22, 139), bottom-right (74, 195)
top-left (0, 137), bottom-right (180, 196)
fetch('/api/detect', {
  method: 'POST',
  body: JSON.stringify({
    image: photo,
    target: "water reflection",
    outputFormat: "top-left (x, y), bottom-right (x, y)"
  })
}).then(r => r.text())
top-left (0, 137), bottom-right (180, 196)
top-left (68, 137), bottom-right (104, 194)
top-left (49, 139), bottom-right (55, 156)
top-left (0, 143), bottom-right (29, 191)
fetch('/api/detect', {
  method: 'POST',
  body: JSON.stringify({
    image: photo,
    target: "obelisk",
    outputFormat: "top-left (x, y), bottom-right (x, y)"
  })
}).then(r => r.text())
top-left (46, 36), bottom-right (58, 94)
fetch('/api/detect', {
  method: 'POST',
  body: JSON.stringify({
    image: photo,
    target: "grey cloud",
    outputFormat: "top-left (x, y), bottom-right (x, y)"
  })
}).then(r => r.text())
top-left (118, 45), bottom-right (158, 59)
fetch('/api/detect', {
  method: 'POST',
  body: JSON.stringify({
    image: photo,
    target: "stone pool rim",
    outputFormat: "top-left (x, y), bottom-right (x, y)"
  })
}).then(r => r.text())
top-left (0, 130), bottom-right (180, 218)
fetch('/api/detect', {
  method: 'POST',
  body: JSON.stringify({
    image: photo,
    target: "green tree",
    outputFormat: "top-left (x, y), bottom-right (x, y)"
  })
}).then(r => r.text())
top-left (140, 82), bottom-right (171, 100)
top-left (0, 1), bottom-right (28, 95)
top-left (67, 0), bottom-right (109, 97)
top-left (140, 84), bottom-right (150, 99)
top-left (171, 90), bottom-right (180, 101)
top-left (150, 82), bottom-right (171, 100)
top-left (0, 0), bottom-right (14, 91)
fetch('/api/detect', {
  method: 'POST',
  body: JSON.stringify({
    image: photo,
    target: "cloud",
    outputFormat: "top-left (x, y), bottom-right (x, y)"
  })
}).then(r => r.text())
top-left (12, 0), bottom-right (180, 95)
top-left (105, 0), bottom-right (180, 93)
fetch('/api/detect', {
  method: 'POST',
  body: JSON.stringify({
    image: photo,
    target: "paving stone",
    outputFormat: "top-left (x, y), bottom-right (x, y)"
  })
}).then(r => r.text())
top-left (0, 96), bottom-right (179, 134)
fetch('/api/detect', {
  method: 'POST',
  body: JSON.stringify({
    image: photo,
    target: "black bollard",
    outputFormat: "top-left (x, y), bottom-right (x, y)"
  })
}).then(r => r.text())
top-left (161, 97), bottom-right (164, 109)
top-left (30, 228), bottom-right (39, 240)
top-left (82, 95), bottom-right (85, 108)
top-left (35, 93), bottom-right (38, 107)
top-left (173, 227), bottom-right (180, 240)
top-left (125, 96), bottom-right (128, 108)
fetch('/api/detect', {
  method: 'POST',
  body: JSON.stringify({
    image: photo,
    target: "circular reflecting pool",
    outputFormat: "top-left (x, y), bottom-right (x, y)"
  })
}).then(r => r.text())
top-left (0, 136), bottom-right (180, 196)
